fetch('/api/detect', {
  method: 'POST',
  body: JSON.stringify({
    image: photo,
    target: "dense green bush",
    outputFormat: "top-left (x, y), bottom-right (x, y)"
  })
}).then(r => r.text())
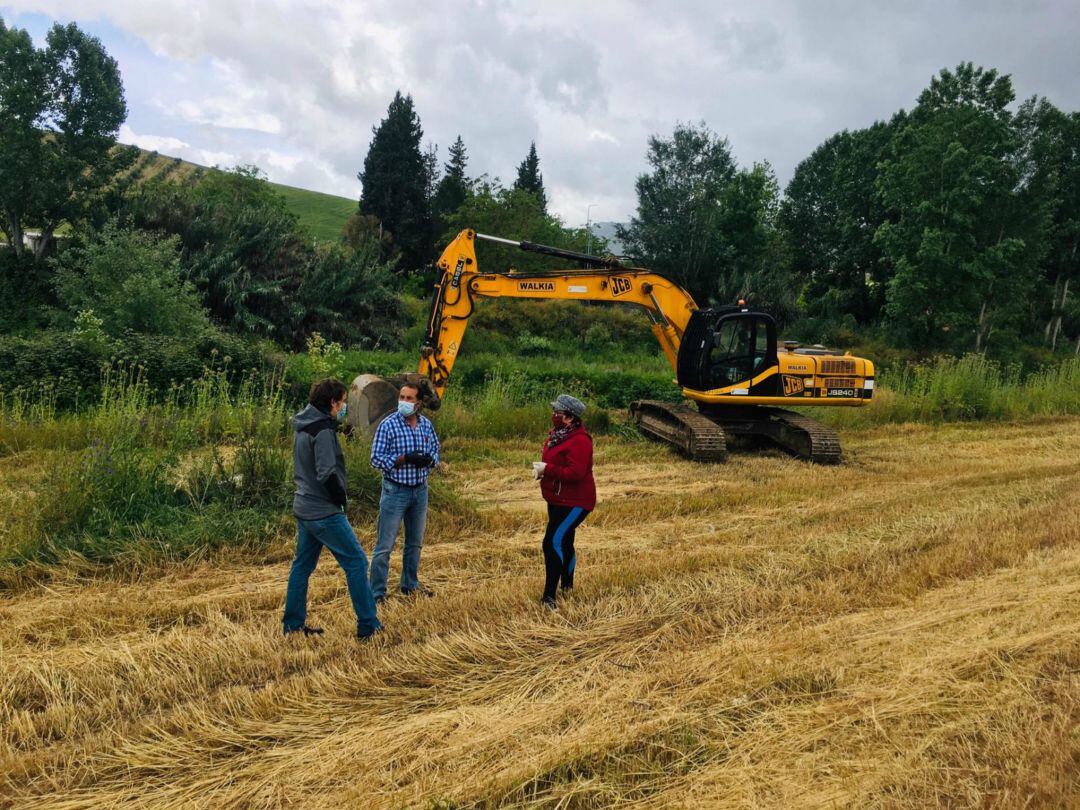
top-left (51, 222), bottom-right (211, 337)
top-left (465, 299), bottom-right (655, 358)
top-left (0, 249), bottom-right (52, 334)
top-left (442, 354), bottom-right (677, 409)
top-left (0, 328), bottom-right (271, 409)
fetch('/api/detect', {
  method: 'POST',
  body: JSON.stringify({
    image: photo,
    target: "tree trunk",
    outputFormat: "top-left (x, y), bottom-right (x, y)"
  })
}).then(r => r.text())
top-left (1051, 277), bottom-right (1070, 352)
top-left (1044, 273), bottom-right (1062, 344)
top-left (975, 299), bottom-right (989, 353)
top-left (4, 212), bottom-right (24, 258)
top-left (32, 225), bottom-right (55, 260)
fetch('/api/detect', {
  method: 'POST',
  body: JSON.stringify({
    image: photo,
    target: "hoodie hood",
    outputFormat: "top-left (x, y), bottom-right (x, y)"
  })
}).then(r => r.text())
top-left (292, 403), bottom-right (333, 431)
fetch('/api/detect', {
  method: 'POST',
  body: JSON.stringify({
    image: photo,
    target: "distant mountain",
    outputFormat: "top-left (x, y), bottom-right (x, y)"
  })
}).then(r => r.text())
top-left (588, 221), bottom-right (627, 257)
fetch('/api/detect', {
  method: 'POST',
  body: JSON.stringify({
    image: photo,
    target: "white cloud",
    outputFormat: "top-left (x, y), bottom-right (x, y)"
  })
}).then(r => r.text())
top-left (117, 124), bottom-right (189, 155)
top-left (118, 124), bottom-right (237, 169)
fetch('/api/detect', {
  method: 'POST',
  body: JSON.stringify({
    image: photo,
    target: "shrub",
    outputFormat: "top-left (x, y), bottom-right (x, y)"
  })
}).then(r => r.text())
top-left (515, 333), bottom-right (555, 355)
top-left (465, 299), bottom-right (655, 357)
top-left (0, 328), bottom-right (271, 411)
top-left (0, 249), bottom-right (52, 334)
top-left (51, 221), bottom-right (211, 337)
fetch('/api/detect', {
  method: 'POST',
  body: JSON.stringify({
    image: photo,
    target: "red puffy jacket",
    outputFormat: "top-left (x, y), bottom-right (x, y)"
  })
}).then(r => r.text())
top-left (540, 427), bottom-right (596, 510)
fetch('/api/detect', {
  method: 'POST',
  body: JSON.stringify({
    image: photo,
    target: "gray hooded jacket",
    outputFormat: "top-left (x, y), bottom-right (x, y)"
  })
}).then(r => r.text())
top-left (292, 404), bottom-right (348, 520)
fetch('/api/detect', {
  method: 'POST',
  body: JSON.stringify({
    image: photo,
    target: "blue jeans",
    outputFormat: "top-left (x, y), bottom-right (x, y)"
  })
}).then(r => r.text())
top-left (283, 512), bottom-right (382, 636)
top-left (370, 479), bottom-right (428, 598)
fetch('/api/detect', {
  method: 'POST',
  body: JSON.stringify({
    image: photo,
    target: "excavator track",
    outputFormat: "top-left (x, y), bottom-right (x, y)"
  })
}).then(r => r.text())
top-left (704, 406), bottom-right (842, 464)
top-left (629, 400), bottom-right (728, 462)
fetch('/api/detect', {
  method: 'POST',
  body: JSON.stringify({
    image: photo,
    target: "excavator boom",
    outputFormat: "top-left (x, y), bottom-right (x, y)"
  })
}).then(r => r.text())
top-left (417, 229), bottom-right (694, 401)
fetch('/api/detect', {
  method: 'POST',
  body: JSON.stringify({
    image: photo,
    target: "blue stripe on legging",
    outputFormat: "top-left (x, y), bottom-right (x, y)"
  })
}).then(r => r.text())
top-left (552, 507), bottom-right (583, 563)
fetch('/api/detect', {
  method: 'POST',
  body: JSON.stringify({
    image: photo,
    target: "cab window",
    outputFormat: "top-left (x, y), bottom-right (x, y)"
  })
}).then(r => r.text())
top-left (709, 317), bottom-right (756, 387)
top-left (753, 323), bottom-right (769, 372)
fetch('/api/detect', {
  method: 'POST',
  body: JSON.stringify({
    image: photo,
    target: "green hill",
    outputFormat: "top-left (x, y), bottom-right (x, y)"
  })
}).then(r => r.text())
top-left (268, 182), bottom-right (357, 243)
top-left (121, 147), bottom-right (357, 243)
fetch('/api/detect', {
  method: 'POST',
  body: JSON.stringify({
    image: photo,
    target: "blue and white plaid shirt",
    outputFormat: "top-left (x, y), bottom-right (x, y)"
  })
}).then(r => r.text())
top-left (370, 411), bottom-right (441, 486)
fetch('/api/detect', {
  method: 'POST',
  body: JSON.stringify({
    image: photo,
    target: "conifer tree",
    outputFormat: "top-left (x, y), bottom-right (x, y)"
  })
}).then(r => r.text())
top-left (357, 91), bottom-right (433, 270)
top-left (433, 135), bottom-right (471, 223)
top-left (513, 141), bottom-right (547, 211)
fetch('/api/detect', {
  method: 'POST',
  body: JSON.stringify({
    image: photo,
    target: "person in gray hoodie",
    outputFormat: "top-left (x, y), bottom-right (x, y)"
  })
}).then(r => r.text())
top-left (283, 378), bottom-right (382, 639)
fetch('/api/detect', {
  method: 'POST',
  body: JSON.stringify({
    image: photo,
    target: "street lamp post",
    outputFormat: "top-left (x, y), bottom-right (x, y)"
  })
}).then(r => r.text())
top-left (585, 203), bottom-right (598, 255)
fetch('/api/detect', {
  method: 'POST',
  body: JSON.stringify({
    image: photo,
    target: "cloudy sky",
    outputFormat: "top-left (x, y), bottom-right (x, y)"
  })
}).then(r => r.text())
top-left (3, 1), bottom-right (1078, 225)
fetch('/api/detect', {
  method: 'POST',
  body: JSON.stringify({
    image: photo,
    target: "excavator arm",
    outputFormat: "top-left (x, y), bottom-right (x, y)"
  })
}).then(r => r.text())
top-left (418, 229), bottom-right (698, 402)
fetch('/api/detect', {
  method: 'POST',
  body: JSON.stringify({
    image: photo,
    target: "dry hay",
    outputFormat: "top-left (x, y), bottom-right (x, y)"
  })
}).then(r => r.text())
top-left (1, 418), bottom-right (1078, 808)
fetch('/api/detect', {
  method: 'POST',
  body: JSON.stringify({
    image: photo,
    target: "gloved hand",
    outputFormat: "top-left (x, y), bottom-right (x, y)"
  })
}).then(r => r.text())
top-left (402, 451), bottom-right (434, 468)
top-left (532, 461), bottom-right (546, 479)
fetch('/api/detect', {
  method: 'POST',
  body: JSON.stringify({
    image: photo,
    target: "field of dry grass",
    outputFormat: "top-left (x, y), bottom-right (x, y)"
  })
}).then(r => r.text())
top-left (2, 418), bottom-right (1078, 808)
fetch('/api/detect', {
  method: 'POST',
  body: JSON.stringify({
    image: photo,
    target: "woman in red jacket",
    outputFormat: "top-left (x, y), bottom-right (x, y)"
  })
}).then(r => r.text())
top-left (533, 394), bottom-right (596, 609)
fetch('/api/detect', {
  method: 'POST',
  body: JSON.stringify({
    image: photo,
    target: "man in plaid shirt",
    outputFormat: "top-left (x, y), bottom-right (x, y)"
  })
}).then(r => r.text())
top-left (369, 382), bottom-right (441, 601)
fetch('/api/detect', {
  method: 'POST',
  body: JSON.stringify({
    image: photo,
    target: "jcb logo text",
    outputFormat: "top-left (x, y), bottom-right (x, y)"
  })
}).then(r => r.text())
top-left (782, 375), bottom-right (805, 396)
top-left (610, 277), bottom-right (632, 297)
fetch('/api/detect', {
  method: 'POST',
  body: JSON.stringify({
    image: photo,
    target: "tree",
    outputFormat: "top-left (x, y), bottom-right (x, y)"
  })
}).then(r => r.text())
top-left (1014, 98), bottom-right (1080, 352)
top-left (441, 177), bottom-right (593, 275)
top-left (780, 115), bottom-right (904, 325)
top-left (422, 141), bottom-right (439, 203)
top-left (618, 122), bottom-right (785, 311)
top-left (875, 63), bottom-right (1044, 352)
top-left (358, 91), bottom-right (433, 271)
top-left (513, 141), bottom-right (547, 211)
top-left (0, 20), bottom-right (128, 258)
top-left (433, 135), bottom-right (471, 224)
top-left (715, 162), bottom-right (794, 319)
top-left (125, 165), bottom-right (402, 348)
top-left (0, 19), bottom-right (45, 256)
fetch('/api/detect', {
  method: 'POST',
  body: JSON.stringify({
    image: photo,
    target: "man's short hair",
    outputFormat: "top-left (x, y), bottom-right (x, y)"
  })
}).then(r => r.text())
top-left (309, 378), bottom-right (348, 410)
top-left (399, 381), bottom-right (421, 396)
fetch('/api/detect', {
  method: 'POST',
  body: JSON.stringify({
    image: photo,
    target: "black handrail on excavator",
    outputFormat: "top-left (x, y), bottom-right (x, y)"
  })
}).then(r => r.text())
top-left (475, 232), bottom-right (625, 270)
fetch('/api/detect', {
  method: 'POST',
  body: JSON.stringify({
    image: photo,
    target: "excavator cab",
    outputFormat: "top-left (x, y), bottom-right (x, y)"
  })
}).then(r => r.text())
top-left (677, 307), bottom-right (778, 394)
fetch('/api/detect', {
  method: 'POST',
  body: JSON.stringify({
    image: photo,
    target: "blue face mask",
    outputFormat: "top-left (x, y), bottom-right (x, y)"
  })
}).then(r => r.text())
top-left (336, 402), bottom-right (348, 421)
top-left (397, 400), bottom-right (416, 417)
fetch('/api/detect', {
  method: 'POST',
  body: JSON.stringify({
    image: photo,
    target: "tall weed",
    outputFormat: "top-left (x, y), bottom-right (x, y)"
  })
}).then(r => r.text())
top-left (818, 355), bottom-right (1080, 426)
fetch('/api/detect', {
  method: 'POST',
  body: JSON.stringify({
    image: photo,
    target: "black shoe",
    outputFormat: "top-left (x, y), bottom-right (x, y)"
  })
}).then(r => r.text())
top-left (540, 596), bottom-right (557, 610)
top-left (357, 626), bottom-right (383, 641)
top-left (401, 585), bottom-right (434, 598)
top-left (284, 625), bottom-right (324, 637)
top-left (374, 595), bottom-right (386, 605)
top-left (561, 585), bottom-right (574, 595)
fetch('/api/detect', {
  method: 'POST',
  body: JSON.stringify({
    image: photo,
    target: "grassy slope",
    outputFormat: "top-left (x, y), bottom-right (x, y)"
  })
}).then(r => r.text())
top-left (269, 182), bottom-right (356, 243)
top-left (124, 146), bottom-right (356, 243)
top-left (2, 418), bottom-right (1078, 806)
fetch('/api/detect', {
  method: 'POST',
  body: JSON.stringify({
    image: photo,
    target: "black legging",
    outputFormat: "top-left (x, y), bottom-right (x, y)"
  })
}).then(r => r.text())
top-left (542, 503), bottom-right (591, 599)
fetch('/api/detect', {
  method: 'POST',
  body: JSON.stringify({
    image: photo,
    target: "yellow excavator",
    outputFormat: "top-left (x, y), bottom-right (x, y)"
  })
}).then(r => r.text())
top-left (349, 229), bottom-right (875, 462)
